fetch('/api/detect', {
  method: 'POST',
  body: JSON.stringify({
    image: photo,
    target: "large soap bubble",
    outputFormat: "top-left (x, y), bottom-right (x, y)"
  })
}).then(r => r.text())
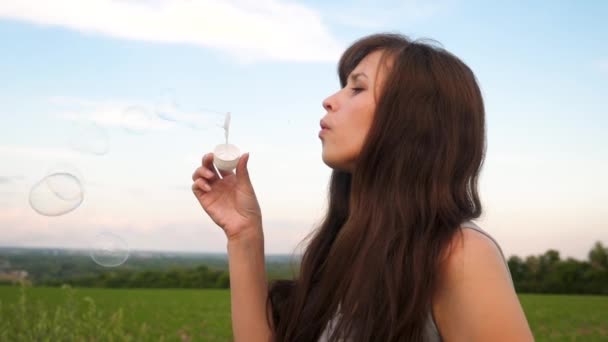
top-left (29, 172), bottom-right (84, 216)
top-left (90, 232), bottom-right (130, 267)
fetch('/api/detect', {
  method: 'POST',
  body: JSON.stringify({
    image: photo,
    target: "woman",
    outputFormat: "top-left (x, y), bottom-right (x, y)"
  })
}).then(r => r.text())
top-left (192, 33), bottom-right (534, 342)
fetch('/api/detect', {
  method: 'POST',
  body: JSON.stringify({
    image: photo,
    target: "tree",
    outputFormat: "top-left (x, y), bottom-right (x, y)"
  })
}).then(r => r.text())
top-left (588, 241), bottom-right (608, 271)
top-left (215, 273), bottom-right (230, 288)
top-left (507, 256), bottom-right (525, 282)
top-left (541, 249), bottom-right (561, 266)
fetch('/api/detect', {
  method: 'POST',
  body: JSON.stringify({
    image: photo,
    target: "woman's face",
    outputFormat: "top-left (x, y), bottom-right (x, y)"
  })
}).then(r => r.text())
top-left (319, 50), bottom-right (390, 172)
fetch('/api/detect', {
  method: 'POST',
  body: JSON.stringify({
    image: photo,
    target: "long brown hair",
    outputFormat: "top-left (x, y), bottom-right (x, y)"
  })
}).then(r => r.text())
top-left (267, 33), bottom-right (486, 342)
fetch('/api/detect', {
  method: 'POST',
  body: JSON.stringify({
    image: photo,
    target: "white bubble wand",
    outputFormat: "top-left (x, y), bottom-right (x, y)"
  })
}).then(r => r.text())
top-left (212, 112), bottom-right (237, 180)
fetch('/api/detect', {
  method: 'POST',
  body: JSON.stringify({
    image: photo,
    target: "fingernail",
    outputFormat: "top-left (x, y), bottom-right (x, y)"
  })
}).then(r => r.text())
top-left (204, 184), bottom-right (211, 191)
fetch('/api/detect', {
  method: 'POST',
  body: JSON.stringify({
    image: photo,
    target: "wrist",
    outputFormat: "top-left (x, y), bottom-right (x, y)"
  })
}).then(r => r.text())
top-left (226, 224), bottom-right (264, 246)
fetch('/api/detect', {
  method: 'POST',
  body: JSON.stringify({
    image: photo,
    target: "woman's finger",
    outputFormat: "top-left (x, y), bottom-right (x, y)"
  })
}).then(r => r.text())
top-left (193, 178), bottom-right (212, 192)
top-left (192, 166), bottom-right (216, 181)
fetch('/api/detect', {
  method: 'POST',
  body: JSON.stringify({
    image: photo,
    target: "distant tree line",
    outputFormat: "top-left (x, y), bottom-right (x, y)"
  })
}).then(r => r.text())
top-left (508, 241), bottom-right (608, 295)
top-left (2, 243), bottom-right (607, 294)
top-left (42, 265), bottom-right (231, 289)
top-left (52, 241), bottom-right (607, 293)
top-left (0, 249), bottom-right (230, 285)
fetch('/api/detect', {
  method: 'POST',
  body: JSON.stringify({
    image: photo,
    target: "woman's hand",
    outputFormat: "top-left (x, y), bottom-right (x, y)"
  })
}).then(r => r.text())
top-left (191, 152), bottom-right (262, 241)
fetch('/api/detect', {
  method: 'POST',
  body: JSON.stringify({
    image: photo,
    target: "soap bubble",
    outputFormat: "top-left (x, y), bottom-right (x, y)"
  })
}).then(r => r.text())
top-left (155, 105), bottom-right (228, 131)
top-left (67, 121), bottom-right (110, 155)
top-left (122, 105), bottom-right (165, 134)
top-left (90, 232), bottom-right (130, 267)
top-left (44, 163), bottom-right (85, 200)
top-left (153, 88), bottom-right (228, 131)
top-left (29, 172), bottom-right (84, 216)
top-left (154, 88), bottom-right (180, 121)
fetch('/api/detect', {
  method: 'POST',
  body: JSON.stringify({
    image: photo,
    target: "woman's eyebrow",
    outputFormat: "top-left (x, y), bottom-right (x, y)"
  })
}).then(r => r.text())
top-left (349, 72), bottom-right (368, 83)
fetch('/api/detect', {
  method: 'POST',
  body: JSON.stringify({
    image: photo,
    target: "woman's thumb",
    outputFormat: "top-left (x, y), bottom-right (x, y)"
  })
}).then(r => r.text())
top-left (236, 152), bottom-right (251, 184)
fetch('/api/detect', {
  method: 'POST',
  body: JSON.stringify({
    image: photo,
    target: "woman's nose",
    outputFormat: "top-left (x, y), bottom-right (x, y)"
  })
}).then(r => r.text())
top-left (322, 96), bottom-right (335, 112)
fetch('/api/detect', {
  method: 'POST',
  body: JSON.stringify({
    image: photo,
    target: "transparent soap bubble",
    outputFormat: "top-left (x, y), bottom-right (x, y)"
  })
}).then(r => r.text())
top-left (154, 88), bottom-right (180, 122)
top-left (67, 121), bottom-right (110, 155)
top-left (44, 163), bottom-right (85, 201)
top-left (29, 172), bottom-right (84, 216)
top-left (122, 105), bottom-right (167, 134)
top-left (155, 105), bottom-right (228, 131)
top-left (90, 232), bottom-right (130, 267)
top-left (153, 88), bottom-right (228, 131)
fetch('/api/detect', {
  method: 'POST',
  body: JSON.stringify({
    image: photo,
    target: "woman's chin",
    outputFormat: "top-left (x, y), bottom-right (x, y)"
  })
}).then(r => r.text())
top-left (321, 156), bottom-right (351, 172)
top-left (321, 154), bottom-right (337, 169)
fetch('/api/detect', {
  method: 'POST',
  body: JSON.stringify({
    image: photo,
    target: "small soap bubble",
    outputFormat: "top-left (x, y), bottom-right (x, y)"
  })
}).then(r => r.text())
top-left (29, 172), bottom-right (84, 216)
top-left (67, 121), bottom-right (110, 156)
top-left (153, 88), bottom-right (228, 131)
top-left (154, 88), bottom-right (180, 121)
top-left (122, 105), bottom-right (162, 134)
top-left (90, 232), bottom-right (130, 267)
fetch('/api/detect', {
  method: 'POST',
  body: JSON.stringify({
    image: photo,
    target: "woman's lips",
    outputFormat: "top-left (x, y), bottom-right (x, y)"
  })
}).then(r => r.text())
top-left (319, 119), bottom-right (330, 138)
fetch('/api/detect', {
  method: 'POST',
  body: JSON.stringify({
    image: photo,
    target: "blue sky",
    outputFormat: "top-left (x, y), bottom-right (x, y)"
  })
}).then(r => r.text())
top-left (0, 0), bottom-right (606, 259)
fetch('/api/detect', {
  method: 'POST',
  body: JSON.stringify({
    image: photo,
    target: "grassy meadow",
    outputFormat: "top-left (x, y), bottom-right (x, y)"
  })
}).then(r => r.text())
top-left (0, 286), bottom-right (232, 341)
top-left (0, 286), bottom-right (607, 341)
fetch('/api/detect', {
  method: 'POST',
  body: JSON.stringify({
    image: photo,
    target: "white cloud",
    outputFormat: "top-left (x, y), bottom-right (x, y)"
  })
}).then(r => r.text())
top-left (0, 0), bottom-right (344, 63)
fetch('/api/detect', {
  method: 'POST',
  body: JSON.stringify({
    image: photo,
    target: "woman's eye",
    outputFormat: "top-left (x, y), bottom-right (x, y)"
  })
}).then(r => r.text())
top-left (350, 87), bottom-right (364, 94)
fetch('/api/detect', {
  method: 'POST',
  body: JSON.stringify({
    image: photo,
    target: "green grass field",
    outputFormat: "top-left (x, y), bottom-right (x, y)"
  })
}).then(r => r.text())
top-left (1, 286), bottom-right (607, 341)
top-left (0, 286), bottom-right (232, 341)
top-left (519, 294), bottom-right (608, 341)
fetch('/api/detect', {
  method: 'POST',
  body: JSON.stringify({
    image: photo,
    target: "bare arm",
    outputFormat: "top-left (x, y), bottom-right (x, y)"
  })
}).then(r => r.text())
top-left (227, 229), bottom-right (274, 342)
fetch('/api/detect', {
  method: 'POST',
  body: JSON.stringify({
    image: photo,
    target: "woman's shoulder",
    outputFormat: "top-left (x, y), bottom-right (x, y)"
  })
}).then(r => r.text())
top-left (432, 221), bottom-right (513, 312)
top-left (442, 221), bottom-right (510, 281)
top-left (456, 221), bottom-right (505, 258)
top-left (431, 222), bottom-right (533, 341)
